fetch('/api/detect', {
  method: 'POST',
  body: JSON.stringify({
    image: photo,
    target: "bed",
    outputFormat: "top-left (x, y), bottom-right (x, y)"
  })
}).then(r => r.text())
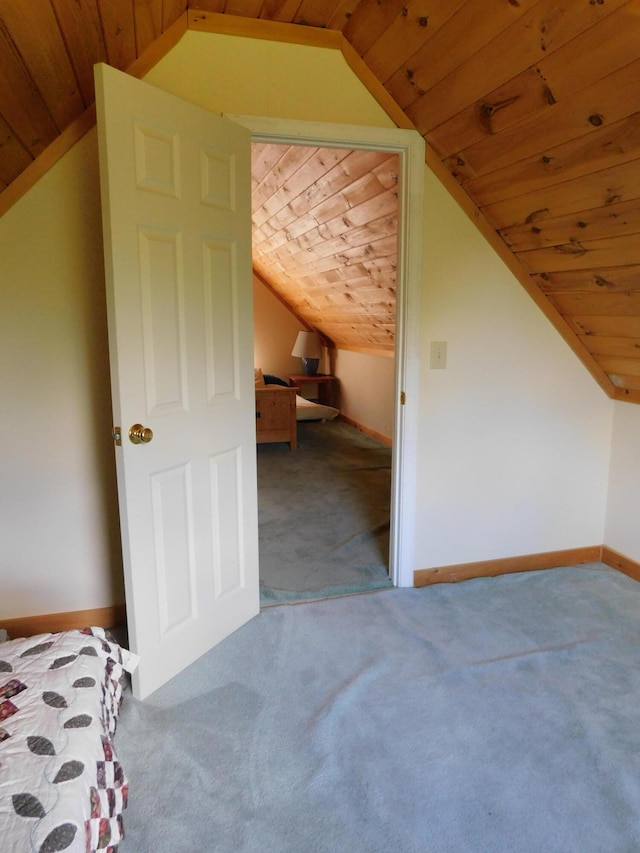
top-left (294, 393), bottom-right (340, 422)
top-left (0, 626), bottom-right (138, 853)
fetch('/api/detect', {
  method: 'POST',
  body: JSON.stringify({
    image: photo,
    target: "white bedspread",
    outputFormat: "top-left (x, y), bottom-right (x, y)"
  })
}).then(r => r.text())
top-left (295, 394), bottom-right (339, 421)
top-left (0, 627), bottom-right (137, 853)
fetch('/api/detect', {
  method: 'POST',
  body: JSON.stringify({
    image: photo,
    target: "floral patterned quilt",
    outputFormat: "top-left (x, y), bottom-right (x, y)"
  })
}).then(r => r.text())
top-left (0, 627), bottom-right (138, 853)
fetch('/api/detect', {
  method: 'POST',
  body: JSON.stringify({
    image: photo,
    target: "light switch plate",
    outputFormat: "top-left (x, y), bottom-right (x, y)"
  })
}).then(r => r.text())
top-left (430, 341), bottom-right (447, 369)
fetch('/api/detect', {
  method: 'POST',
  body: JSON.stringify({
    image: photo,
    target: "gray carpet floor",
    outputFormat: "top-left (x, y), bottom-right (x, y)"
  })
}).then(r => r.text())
top-left (257, 420), bottom-right (393, 605)
top-left (116, 562), bottom-right (640, 852)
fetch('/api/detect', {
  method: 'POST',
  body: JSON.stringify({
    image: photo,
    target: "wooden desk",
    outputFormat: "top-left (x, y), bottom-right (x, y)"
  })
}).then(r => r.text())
top-left (288, 374), bottom-right (337, 407)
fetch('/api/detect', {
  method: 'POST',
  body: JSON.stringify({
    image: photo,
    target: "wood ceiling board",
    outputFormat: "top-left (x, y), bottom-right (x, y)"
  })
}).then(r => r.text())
top-left (189, 0), bottom-right (226, 12)
top-left (311, 279), bottom-right (396, 298)
top-left (0, 0), bottom-right (84, 128)
top-left (288, 196), bottom-right (398, 250)
top-left (453, 55), bottom-right (640, 183)
top-left (307, 303), bottom-right (394, 317)
top-left (325, 0), bottom-right (360, 30)
top-left (253, 146), bottom-right (353, 211)
top-left (96, 0), bottom-right (137, 68)
top-left (342, 0), bottom-right (405, 56)
top-left (578, 335), bottom-right (640, 358)
top-left (252, 146), bottom-right (321, 222)
top-left (0, 115), bottom-right (31, 184)
top-left (320, 320), bottom-right (395, 337)
top-left (532, 1), bottom-right (640, 100)
top-left (282, 248), bottom-right (395, 279)
top-left (570, 315), bottom-right (640, 338)
top-left (259, 233), bottom-right (395, 282)
top-left (384, 0), bottom-right (539, 113)
top-left (502, 198), bottom-right (640, 253)
top-left (534, 265), bottom-right (640, 294)
top-left (0, 25), bottom-right (60, 154)
top-left (517, 234), bottom-right (640, 274)
top-left (294, 0), bottom-right (344, 27)
top-left (283, 150), bottom-right (397, 220)
top-left (289, 266), bottom-right (396, 290)
top-left (292, 211), bottom-right (398, 254)
top-left (483, 158), bottom-right (640, 230)
top-left (549, 291), bottom-right (640, 318)
top-left (436, 2), bottom-right (640, 162)
top-left (251, 142), bottom-right (287, 185)
top-left (260, 0), bottom-right (303, 24)
top-left (133, 0), bottom-right (165, 55)
top-left (225, 0), bottom-right (266, 17)
top-left (427, 68), bottom-right (551, 161)
top-left (406, 0), bottom-right (627, 135)
top-left (597, 355), bottom-right (640, 377)
top-left (297, 264), bottom-right (396, 291)
top-left (465, 113), bottom-right (640, 211)
top-left (49, 0), bottom-right (107, 106)
top-left (163, 0), bottom-right (189, 28)
top-left (284, 225), bottom-right (398, 269)
top-left (280, 173), bottom-right (395, 242)
top-left (362, 0), bottom-right (462, 84)
top-left (252, 146), bottom-right (397, 233)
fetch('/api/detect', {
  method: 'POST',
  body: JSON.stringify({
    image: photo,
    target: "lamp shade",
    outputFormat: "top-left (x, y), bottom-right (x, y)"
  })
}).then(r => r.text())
top-left (291, 331), bottom-right (322, 375)
top-left (291, 331), bottom-right (322, 359)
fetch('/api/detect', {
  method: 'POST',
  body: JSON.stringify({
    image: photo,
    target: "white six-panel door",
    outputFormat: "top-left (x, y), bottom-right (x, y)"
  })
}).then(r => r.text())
top-left (95, 63), bottom-right (259, 699)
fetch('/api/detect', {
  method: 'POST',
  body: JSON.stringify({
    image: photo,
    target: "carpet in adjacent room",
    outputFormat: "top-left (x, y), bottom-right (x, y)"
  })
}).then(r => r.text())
top-left (257, 420), bottom-right (393, 604)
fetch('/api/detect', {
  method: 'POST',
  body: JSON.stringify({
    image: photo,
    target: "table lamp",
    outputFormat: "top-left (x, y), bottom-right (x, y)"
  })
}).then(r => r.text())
top-left (291, 331), bottom-right (322, 376)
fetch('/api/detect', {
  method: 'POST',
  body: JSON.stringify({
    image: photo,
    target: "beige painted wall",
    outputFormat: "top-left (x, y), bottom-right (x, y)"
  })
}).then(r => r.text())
top-left (333, 350), bottom-right (395, 440)
top-left (0, 131), bottom-right (124, 618)
top-left (0, 28), bottom-right (624, 618)
top-left (605, 402), bottom-right (640, 563)
top-left (253, 277), bottom-right (305, 379)
top-left (415, 170), bottom-right (613, 568)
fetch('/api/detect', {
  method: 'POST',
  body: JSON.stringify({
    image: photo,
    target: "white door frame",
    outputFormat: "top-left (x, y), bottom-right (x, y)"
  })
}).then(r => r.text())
top-left (227, 115), bottom-right (424, 588)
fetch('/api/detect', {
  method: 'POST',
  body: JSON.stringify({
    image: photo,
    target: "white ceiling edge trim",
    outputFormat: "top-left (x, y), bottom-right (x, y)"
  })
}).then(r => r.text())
top-left (228, 113), bottom-right (425, 588)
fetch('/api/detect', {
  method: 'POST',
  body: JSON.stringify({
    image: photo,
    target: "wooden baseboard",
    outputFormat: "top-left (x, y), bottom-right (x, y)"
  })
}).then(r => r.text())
top-left (414, 546), bottom-right (603, 587)
top-left (601, 546), bottom-right (640, 583)
top-left (3, 547), bottom-right (637, 638)
top-left (1, 604), bottom-right (126, 640)
top-left (338, 413), bottom-right (392, 447)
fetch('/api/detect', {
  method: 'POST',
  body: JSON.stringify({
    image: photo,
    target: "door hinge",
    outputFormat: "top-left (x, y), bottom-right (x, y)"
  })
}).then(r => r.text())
top-left (400, 391), bottom-right (406, 405)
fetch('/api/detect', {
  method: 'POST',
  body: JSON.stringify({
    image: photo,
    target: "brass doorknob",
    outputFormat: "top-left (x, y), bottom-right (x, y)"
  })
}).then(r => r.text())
top-left (129, 424), bottom-right (153, 445)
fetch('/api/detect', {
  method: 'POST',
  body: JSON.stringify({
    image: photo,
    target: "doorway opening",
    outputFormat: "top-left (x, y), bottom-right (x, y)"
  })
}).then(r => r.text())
top-left (251, 141), bottom-right (398, 604)
top-left (230, 114), bottom-right (425, 594)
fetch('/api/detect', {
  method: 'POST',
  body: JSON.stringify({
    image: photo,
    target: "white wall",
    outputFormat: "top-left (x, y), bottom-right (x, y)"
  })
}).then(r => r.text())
top-left (604, 402), bottom-right (640, 563)
top-left (415, 171), bottom-right (614, 568)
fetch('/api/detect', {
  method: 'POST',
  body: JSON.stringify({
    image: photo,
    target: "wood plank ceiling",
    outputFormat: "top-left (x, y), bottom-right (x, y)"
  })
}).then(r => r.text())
top-left (252, 143), bottom-right (398, 353)
top-left (2, 0), bottom-right (640, 396)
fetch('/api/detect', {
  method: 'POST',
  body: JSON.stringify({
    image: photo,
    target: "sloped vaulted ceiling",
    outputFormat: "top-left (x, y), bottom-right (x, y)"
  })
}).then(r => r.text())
top-left (2, 1), bottom-right (640, 399)
top-left (251, 142), bottom-right (399, 355)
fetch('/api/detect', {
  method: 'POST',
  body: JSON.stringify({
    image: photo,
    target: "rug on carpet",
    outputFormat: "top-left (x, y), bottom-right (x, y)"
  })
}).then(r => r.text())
top-left (257, 420), bottom-right (393, 604)
top-left (116, 563), bottom-right (640, 853)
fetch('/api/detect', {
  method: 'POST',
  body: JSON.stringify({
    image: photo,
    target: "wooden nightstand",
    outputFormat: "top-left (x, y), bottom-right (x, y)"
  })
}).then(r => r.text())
top-left (288, 374), bottom-right (337, 408)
